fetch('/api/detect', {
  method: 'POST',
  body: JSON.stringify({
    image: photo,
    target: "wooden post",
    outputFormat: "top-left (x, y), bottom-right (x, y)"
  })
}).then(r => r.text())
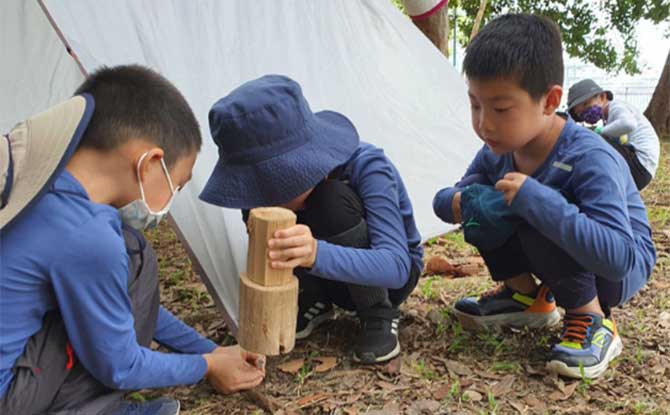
top-left (403, 0), bottom-right (451, 58)
top-left (238, 207), bottom-right (299, 355)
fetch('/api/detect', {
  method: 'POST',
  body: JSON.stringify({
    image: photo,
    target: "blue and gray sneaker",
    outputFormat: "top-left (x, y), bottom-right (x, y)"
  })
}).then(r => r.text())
top-left (105, 398), bottom-right (180, 415)
top-left (453, 284), bottom-right (561, 330)
top-left (546, 312), bottom-right (623, 379)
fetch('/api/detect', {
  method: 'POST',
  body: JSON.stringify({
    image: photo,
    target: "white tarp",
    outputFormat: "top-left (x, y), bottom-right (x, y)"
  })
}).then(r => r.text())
top-left (0, 0), bottom-right (84, 132)
top-left (3, 0), bottom-right (480, 325)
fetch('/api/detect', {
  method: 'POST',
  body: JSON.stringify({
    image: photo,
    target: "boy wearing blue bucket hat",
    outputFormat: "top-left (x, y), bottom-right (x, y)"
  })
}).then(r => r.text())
top-left (433, 15), bottom-right (655, 379)
top-left (201, 75), bottom-right (423, 364)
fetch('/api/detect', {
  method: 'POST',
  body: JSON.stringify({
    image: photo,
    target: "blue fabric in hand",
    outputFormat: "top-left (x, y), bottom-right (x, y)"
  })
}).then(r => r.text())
top-left (460, 184), bottom-right (521, 251)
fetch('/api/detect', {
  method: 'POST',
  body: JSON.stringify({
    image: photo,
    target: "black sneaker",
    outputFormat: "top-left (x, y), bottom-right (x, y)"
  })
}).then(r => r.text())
top-left (353, 307), bottom-right (401, 364)
top-left (296, 297), bottom-right (334, 340)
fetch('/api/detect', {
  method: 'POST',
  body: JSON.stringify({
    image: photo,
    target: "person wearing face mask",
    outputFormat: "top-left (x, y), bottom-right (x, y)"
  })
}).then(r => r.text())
top-left (567, 79), bottom-right (660, 190)
top-left (0, 65), bottom-right (265, 415)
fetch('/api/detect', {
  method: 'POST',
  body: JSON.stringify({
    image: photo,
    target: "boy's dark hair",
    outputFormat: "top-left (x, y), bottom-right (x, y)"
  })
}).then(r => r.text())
top-left (463, 14), bottom-right (564, 100)
top-left (74, 65), bottom-right (201, 166)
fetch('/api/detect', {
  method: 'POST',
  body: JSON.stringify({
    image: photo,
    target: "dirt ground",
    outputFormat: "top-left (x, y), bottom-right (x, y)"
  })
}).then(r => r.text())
top-left (144, 143), bottom-right (670, 415)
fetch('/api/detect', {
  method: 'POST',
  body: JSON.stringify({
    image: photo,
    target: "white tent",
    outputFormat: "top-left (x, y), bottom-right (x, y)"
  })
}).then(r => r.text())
top-left (2, 0), bottom-right (480, 328)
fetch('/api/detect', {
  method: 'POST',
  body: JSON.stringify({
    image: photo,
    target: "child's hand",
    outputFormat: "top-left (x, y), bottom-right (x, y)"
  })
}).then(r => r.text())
top-left (203, 345), bottom-right (265, 395)
top-left (452, 192), bottom-right (462, 223)
top-left (268, 225), bottom-right (317, 269)
top-left (495, 173), bottom-right (528, 205)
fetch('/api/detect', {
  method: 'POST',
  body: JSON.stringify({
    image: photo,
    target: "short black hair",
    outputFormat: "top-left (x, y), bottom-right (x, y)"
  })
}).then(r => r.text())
top-left (463, 14), bottom-right (564, 100)
top-left (74, 65), bottom-right (201, 166)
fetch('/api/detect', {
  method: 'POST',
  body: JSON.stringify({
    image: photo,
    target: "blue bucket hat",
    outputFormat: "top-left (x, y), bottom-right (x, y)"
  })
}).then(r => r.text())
top-left (200, 75), bottom-right (360, 209)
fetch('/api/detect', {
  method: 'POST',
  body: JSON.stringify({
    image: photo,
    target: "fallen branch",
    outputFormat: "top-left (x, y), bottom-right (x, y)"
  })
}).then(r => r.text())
top-left (243, 389), bottom-right (281, 413)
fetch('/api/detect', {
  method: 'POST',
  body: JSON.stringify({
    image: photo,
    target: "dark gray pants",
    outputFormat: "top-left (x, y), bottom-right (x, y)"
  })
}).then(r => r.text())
top-left (294, 179), bottom-right (419, 311)
top-left (0, 227), bottom-right (160, 415)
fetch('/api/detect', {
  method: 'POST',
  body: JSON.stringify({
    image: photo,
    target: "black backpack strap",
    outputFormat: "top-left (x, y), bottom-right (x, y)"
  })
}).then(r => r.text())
top-left (1, 135), bottom-right (14, 209)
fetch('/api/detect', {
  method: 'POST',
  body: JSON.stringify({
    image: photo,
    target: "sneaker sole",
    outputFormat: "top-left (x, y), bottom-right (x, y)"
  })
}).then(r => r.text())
top-left (352, 340), bottom-right (401, 364)
top-left (296, 309), bottom-right (335, 340)
top-left (453, 307), bottom-right (562, 331)
top-left (546, 335), bottom-right (623, 379)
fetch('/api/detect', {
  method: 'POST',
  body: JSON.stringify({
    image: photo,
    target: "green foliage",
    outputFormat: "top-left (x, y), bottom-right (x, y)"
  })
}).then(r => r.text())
top-left (127, 392), bottom-right (147, 402)
top-left (647, 206), bottom-right (670, 227)
top-left (448, 319), bottom-right (468, 353)
top-left (491, 360), bottom-right (522, 373)
top-left (421, 276), bottom-right (439, 300)
top-left (391, 0), bottom-right (406, 13)
top-left (455, 0), bottom-right (670, 74)
top-left (415, 358), bottom-right (438, 380)
top-left (392, 0), bottom-right (670, 74)
top-left (487, 391), bottom-right (499, 414)
top-left (448, 380), bottom-right (461, 400)
top-left (577, 362), bottom-right (593, 393)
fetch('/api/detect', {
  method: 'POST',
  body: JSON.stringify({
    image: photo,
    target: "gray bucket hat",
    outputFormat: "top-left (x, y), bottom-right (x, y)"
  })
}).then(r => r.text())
top-left (0, 95), bottom-right (94, 229)
top-left (567, 79), bottom-right (613, 112)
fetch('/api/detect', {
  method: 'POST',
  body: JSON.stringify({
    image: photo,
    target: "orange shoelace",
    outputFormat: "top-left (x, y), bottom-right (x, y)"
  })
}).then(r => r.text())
top-left (560, 314), bottom-right (594, 343)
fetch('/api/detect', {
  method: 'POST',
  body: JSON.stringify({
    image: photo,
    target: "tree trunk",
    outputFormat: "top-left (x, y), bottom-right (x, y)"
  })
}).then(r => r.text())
top-left (644, 49), bottom-right (670, 138)
top-left (470, 0), bottom-right (488, 41)
top-left (403, 0), bottom-right (451, 58)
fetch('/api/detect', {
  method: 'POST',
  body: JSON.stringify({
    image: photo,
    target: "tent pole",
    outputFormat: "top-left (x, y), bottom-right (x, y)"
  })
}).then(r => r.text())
top-left (37, 0), bottom-right (87, 77)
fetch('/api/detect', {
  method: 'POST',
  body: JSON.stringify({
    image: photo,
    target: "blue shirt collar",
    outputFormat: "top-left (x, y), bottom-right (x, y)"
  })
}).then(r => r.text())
top-left (51, 170), bottom-right (90, 200)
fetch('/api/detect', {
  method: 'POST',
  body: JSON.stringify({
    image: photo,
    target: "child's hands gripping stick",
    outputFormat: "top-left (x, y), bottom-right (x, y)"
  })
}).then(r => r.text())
top-left (268, 224), bottom-right (318, 269)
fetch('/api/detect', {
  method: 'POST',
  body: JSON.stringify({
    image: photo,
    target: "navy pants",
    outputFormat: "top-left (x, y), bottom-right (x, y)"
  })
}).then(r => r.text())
top-left (299, 180), bottom-right (419, 310)
top-left (479, 224), bottom-right (622, 315)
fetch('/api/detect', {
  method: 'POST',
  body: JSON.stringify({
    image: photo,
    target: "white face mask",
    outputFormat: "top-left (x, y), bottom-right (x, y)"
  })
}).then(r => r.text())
top-left (118, 152), bottom-right (179, 231)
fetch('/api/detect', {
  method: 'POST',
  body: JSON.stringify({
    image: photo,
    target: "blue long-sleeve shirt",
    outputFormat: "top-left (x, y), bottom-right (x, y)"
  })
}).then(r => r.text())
top-left (433, 118), bottom-right (655, 303)
top-left (0, 171), bottom-right (216, 398)
top-left (310, 142), bottom-right (423, 289)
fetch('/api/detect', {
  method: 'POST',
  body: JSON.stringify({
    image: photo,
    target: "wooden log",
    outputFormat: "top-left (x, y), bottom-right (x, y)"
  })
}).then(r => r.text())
top-left (239, 206), bottom-right (299, 355)
top-left (238, 273), bottom-right (298, 355)
top-left (246, 207), bottom-right (297, 286)
top-left (403, 0), bottom-right (450, 58)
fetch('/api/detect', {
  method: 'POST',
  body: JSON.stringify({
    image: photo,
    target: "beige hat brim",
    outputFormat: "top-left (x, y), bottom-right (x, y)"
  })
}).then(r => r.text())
top-left (0, 95), bottom-right (91, 229)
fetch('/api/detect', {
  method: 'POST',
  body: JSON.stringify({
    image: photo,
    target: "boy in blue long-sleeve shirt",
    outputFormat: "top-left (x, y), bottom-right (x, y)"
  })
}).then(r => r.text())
top-left (0, 65), bottom-right (264, 415)
top-left (200, 75), bottom-right (423, 364)
top-left (433, 15), bottom-right (655, 379)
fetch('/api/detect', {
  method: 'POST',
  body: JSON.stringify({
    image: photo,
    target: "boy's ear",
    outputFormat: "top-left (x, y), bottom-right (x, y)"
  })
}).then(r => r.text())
top-left (137, 147), bottom-right (165, 182)
top-left (543, 85), bottom-right (563, 115)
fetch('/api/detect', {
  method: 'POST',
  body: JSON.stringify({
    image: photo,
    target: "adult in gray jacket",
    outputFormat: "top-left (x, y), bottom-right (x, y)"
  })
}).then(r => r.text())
top-left (568, 79), bottom-right (660, 190)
